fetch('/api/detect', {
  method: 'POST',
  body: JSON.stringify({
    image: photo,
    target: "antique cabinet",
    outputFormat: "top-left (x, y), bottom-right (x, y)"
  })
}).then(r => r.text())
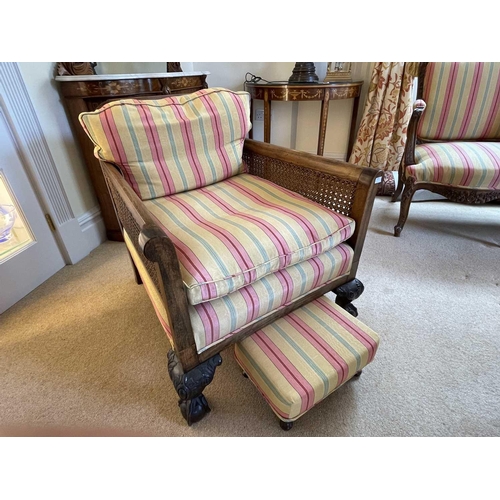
top-left (56, 71), bottom-right (209, 241)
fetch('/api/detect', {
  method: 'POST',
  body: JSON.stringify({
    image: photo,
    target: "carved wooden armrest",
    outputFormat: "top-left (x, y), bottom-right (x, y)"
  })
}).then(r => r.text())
top-left (402, 100), bottom-right (427, 170)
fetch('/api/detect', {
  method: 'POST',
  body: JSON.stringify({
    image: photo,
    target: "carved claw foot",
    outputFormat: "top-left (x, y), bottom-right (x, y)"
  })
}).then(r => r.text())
top-left (333, 278), bottom-right (364, 317)
top-left (279, 420), bottom-right (294, 431)
top-left (167, 350), bottom-right (222, 426)
top-left (342, 302), bottom-right (358, 317)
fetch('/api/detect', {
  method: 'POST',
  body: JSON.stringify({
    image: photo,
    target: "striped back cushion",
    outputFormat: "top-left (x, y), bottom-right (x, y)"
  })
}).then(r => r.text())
top-left (79, 88), bottom-right (252, 200)
top-left (417, 62), bottom-right (500, 142)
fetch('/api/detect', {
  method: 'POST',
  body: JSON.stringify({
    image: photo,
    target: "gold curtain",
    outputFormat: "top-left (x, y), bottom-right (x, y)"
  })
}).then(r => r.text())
top-left (349, 62), bottom-right (419, 194)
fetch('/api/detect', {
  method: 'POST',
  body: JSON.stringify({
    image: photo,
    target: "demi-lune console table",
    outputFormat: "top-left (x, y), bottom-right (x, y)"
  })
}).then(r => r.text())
top-left (245, 81), bottom-right (363, 158)
top-left (56, 71), bottom-right (209, 241)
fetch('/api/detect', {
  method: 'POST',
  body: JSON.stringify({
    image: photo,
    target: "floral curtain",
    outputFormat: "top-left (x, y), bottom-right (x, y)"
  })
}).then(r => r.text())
top-left (349, 62), bottom-right (419, 195)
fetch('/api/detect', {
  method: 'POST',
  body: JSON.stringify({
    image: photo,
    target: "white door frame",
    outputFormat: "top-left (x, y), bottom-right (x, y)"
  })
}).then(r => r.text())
top-left (0, 62), bottom-right (104, 264)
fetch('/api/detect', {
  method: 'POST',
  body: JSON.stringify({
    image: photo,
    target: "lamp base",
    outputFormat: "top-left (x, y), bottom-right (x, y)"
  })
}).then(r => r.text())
top-left (288, 62), bottom-right (318, 83)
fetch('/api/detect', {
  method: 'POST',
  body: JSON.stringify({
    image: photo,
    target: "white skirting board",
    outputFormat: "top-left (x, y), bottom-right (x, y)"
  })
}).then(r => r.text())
top-left (76, 206), bottom-right (107, 259)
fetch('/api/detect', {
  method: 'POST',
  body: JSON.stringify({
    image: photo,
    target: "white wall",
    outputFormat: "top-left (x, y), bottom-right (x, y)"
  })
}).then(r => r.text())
top-left (193, 62), bottom-right (374, 160)
top-left (18, 62), bottom-right (97, 218)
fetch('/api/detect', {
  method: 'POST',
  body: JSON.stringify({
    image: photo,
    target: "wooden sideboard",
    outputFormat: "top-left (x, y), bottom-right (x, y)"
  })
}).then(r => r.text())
top-left (56, 71), bottom-right (209, 241)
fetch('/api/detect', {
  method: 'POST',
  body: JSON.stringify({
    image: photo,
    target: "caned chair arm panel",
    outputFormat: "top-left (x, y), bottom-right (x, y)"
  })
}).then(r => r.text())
top-left (243, 139), bottom-right (381, 278)
top-left (101, 160), bottom-right (199, 369)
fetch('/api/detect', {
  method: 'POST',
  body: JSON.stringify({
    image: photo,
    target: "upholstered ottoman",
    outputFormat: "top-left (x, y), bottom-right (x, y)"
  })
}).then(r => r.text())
top-left (234, 295), bottom-right (380, 430)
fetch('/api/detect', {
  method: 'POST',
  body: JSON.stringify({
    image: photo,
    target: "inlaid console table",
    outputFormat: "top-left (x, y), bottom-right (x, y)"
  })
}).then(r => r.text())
top-left (56, 71), bottom-right (209, 241)
top-left (245, 81), bottom-right (363, 158)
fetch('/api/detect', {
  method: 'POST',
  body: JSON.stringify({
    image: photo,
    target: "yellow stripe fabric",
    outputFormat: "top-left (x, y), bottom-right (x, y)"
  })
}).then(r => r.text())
top-left (79, 88), bottom-right (252, 200)
top-left (418, 62), bottom-right (500, 141)
top-left (234, 295), bottom-right (380, 422)
top-left (144, 174), bottom-right (355, 305)
top-left (124, 228), bottom-right (353, 353)
top-left (408, 142), bottom-right (500, 189)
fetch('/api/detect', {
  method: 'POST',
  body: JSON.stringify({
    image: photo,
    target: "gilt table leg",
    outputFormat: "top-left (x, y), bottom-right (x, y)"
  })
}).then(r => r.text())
top-left (317, 90), bottom-right (330, 156)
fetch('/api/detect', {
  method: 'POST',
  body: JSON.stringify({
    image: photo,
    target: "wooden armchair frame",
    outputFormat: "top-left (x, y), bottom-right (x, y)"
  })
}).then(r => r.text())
top-left (392, 62), bottom-right (500, 236)
top-left (102, 138), bottom-right (381, 424)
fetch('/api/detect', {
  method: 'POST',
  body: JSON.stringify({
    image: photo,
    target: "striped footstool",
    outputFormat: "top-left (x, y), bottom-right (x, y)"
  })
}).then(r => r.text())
top-left (234, 295), bottom-right (380, 430)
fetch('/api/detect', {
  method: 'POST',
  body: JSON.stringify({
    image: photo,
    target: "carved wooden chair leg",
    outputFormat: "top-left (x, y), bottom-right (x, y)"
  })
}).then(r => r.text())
top-left (394, 178), bottom-right (416, 237)
top-left (333, 278), bottom-right (364, 317)
top-left (391, 174), bottom-right (404, 202)
top-left (167, 350), bottom-right (223, 426)
top-left (280, 420), bottom-right (294, 431)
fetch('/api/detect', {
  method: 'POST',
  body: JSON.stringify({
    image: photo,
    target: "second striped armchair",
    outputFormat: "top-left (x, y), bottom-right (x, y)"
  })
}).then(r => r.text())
top-left (393, 62), bottom-right (500, 236)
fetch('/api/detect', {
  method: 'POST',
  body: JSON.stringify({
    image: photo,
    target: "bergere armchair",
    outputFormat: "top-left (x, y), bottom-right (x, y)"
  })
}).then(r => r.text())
top-left (79, 88), bottom-right (381, 425)
top-left (393, 62), bottom-right (500, 236)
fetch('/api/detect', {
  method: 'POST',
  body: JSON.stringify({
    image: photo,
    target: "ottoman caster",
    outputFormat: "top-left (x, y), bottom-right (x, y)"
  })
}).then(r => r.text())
top-left (354, 370), bottom-right (363, 377)
top-left (279, 420), bottom-right (294, 431)
top-left (242, 372), bottom-right (248, 378)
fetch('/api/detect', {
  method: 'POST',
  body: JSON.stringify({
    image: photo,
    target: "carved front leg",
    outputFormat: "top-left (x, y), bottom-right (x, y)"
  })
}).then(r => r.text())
top-left (167, 350), bottom-right (222, 426)
top-left (333, 278), bottom-right (364, 317)
top-left (394, 177), bottom-right (416, 237)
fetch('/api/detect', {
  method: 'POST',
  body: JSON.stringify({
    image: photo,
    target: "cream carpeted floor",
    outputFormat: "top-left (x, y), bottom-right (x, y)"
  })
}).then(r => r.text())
top-left (1, 197), bottom-right (499, 436)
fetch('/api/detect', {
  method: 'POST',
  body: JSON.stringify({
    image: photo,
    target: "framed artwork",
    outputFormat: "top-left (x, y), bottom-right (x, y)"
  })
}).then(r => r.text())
top-left (324, 62), bottom-right (352, 82)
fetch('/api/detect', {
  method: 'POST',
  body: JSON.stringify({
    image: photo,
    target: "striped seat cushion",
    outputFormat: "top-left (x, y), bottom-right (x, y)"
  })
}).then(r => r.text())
top-left (79, 88), bottom-right (252, 200)
top-left (417, 62), bottom-right (500, 142)
top-left (144, 173), bottom-right (355, 305)
top-left (407, 142), bottom-right (500, 189)
top-left (124, 230), bottom-right (354, 353)
top-left (234, 295), bottom-right (380, 422)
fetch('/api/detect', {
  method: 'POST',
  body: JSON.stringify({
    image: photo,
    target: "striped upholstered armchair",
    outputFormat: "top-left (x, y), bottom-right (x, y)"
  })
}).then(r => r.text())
top-left (79, 88), bottom-right (380, 425)
top-left (393, 62), bottom-right (500, 236)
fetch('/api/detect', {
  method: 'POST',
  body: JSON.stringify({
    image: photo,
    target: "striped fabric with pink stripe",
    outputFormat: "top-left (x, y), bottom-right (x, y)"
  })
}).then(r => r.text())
top-left (79, 88), bottom-right (252, 200)
top-left (407, 142), bottom-right (500, 189)
top-left (143, 173), bottom-right (355, 305)
top-left (124, 228), bottom-right (353, 352)
top-left (417, 62), bottom-right (500, 141)
top-left (234, 294), bottom-right (380, 422)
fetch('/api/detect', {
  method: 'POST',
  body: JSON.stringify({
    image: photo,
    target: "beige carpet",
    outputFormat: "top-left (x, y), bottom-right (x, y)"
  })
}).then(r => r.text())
top-left (1, 197), bottom-right (499, 436)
